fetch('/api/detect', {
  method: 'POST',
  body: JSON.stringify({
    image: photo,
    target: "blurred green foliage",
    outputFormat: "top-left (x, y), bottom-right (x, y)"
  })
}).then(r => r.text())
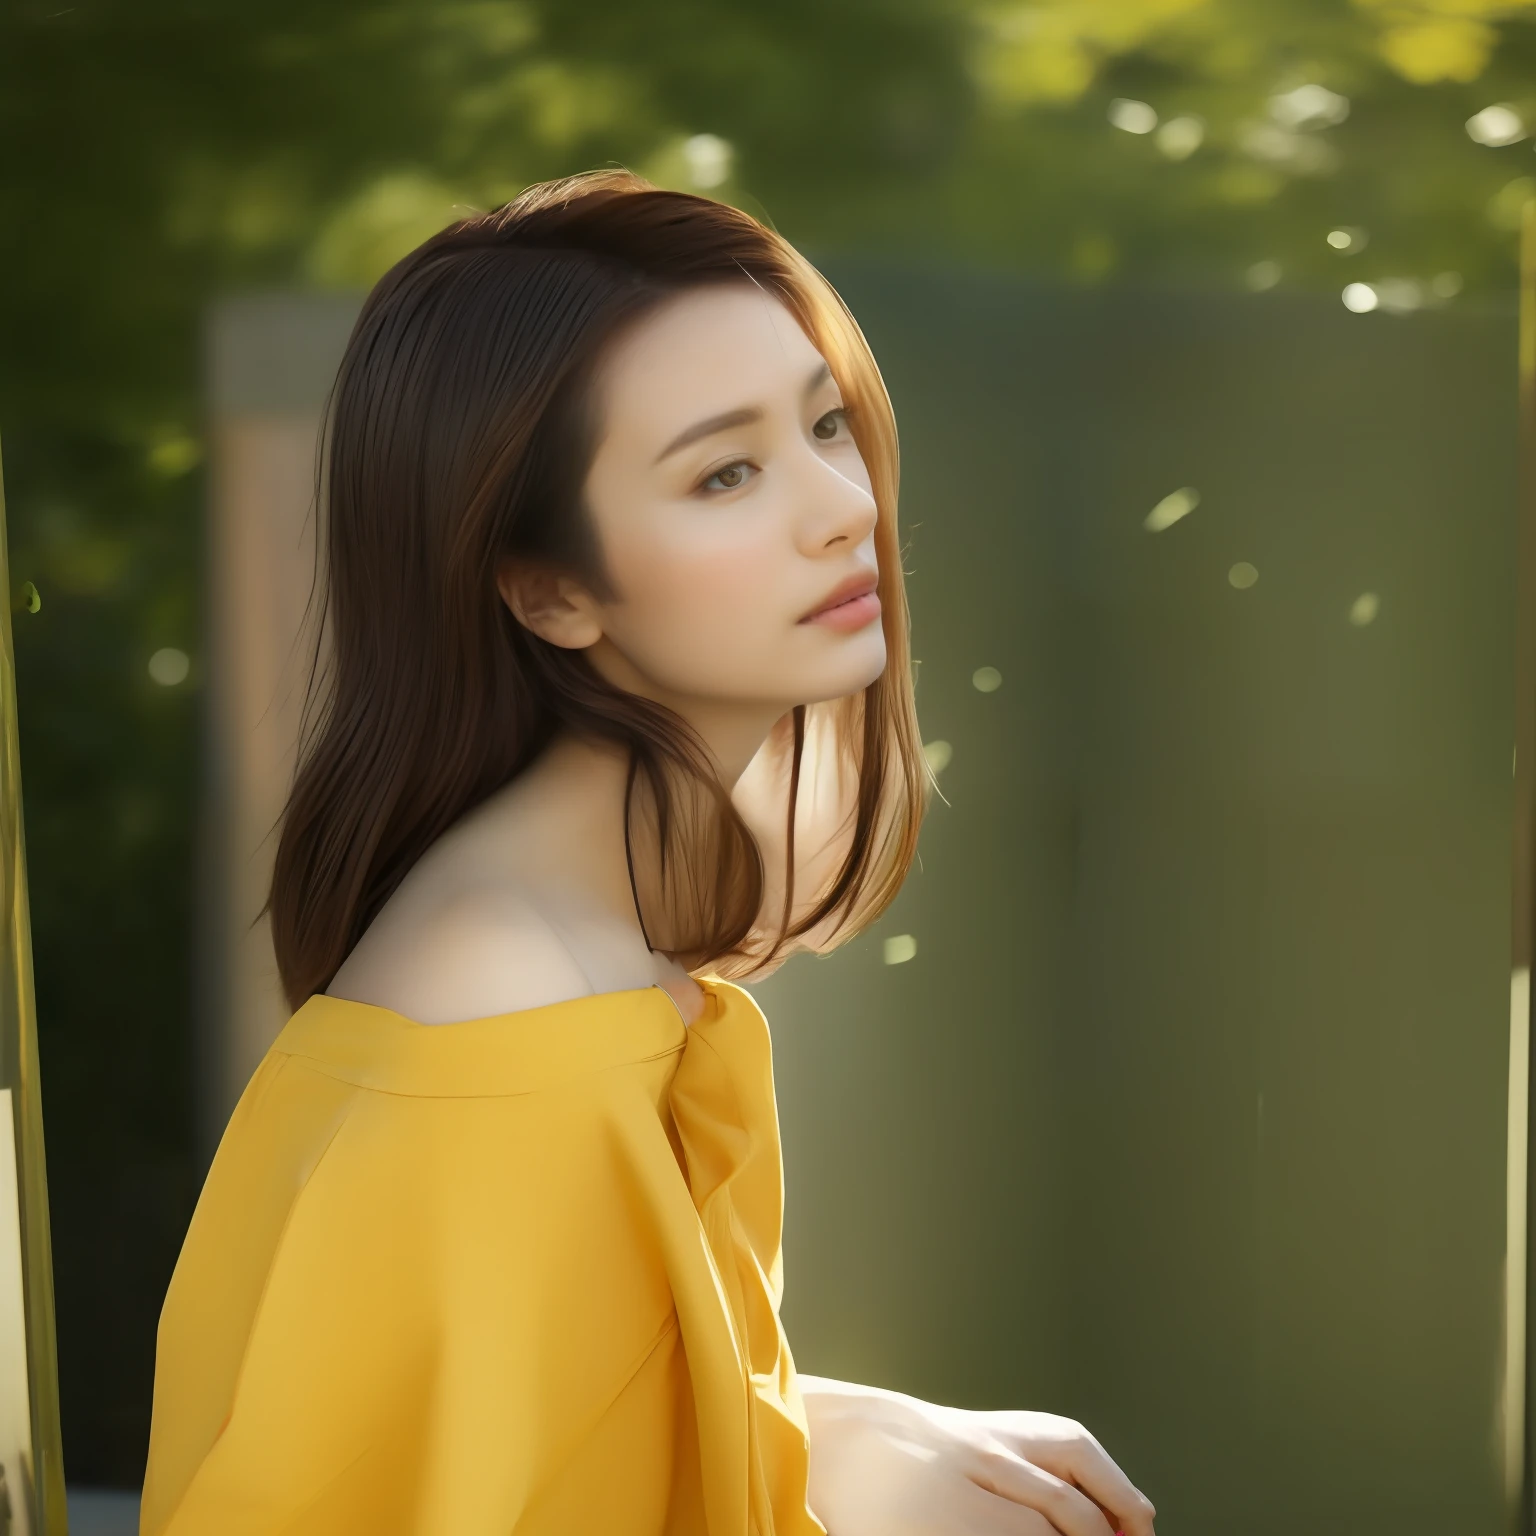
top-left (1, 0), bottom-right (1535, 1487)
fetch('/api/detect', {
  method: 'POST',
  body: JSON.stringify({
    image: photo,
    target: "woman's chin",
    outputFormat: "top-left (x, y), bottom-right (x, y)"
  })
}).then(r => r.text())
top-left (800, 645), bottom-right (888, 704)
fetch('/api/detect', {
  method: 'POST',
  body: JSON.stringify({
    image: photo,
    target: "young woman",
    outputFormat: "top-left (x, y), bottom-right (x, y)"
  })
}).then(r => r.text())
top-left (141, 169), bottom-right (1157, 1536)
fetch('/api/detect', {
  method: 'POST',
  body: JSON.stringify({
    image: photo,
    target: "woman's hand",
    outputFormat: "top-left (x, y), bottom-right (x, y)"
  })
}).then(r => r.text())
top-left (798, 1375), bottom-right (1157, 1536)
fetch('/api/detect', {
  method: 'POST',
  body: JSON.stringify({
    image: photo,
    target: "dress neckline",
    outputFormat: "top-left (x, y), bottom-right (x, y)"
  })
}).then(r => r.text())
top-left (317, 977), bottom-right (710, 1031)
top-left (279, 976), bottom-right (740, 1098)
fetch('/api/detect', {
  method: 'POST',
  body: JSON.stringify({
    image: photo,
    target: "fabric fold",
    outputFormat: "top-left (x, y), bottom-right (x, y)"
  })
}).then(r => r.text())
top-left (669, 987), bottom-right (821, 1534)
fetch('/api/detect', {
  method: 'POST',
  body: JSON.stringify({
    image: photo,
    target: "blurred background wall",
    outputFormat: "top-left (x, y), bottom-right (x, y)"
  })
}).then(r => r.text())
top-left (758, 262), bottom-right (1518, 1535)
top-left (3, 3), bottom-right (1535, 1531)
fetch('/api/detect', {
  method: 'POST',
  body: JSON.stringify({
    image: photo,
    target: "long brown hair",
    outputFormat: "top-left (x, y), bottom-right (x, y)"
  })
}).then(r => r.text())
top-left (264, 168), bottom-right (929, 1014)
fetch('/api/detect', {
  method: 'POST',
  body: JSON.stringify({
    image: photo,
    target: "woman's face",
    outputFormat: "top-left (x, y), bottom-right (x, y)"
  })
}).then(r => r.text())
top-left (505, 281), bottom-right (886, 772)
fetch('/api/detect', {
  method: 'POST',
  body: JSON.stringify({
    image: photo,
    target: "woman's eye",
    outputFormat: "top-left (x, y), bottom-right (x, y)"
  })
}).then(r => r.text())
top-left (697, 408), bottom-right (852, 494)
top-left (813, 406), bottom-right (850, 442)
top-left (699, 460), bottom-right (756, 494)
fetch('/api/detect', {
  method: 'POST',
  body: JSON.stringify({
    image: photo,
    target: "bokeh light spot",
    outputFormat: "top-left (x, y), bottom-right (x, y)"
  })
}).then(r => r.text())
top-left (1268, 83), bottom-right (1349, 128)
top-left (683, 133), bottom-right (733, 188)
top-left (1327, 226), bottom-right (1367, 253)
top-left (1156, 116), bottom-right (1204, 159)
top-left (148, 434), bottom-right (202, 478)
top-left (1245, 260), bottom-right (1282, 291)
top-left (1109, 98), bottom-right (1157, 135)
top-left (1350, 592), bottom-right (1380, 626)
top-left (1466, 104), bottom-right (1525, 146)
top-left (149, 648), bottom-right (191, 686)
top-left (1145, 486), bottom-right (1200, 531)
top-left (1488, 177), bottom-right (1536, 232)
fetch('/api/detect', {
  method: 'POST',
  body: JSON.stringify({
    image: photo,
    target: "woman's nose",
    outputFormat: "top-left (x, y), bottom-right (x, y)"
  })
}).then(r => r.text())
top-left (799, 453), bottom-right (878, 551)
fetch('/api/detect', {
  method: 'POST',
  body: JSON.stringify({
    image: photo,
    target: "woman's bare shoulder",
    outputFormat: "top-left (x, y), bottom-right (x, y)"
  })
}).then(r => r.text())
top-left (325, 886), bottom-right (601, 1025)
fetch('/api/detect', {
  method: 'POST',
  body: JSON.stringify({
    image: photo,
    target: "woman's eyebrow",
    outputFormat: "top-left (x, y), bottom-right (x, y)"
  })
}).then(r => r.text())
top-left (651, 359), bottom-right (833, 466)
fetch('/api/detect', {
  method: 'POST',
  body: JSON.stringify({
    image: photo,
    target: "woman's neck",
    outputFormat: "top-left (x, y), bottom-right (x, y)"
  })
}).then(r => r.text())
top-left (468, 732), bottom-right (639, 925)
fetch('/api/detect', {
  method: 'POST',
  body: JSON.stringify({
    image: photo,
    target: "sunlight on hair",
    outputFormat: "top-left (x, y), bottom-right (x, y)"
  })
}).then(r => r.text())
top-left (883, 934), bottom-right (917, 966)
top-left (971, 666), bottom-right (1002, 693)
top-left (922, 740), bottom-right (953, 775)
top-left (1228, 563), bottom-right (1259, 589)
top-left (1144, 486), bottom-right (1200, 531)
top-left (148, 647), bottom-right (190, 686)
top-left (1349, 592), bottom-right (1380, 626)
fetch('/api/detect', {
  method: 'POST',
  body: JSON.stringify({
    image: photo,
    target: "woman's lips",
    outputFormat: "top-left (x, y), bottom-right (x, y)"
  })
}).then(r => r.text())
top-left (799, 590), bottom-right (882, 631)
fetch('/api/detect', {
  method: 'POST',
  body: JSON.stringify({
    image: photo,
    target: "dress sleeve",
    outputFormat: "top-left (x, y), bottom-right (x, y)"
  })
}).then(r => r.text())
top-left (141, 1056), bottom-right (685, 1536)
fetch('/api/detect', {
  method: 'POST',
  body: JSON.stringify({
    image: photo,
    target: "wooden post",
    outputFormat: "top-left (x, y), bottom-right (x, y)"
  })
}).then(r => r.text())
top-left (199, 294), bottom-right (361, 1171)
top-left (1515, 196), bottom-right (1536, 1536)
top-left (0, 440), bottom-right (66, 1535)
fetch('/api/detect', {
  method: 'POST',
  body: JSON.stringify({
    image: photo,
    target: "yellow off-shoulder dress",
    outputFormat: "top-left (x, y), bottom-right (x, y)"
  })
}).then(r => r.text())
top-left (140, 975), bottom-right (828, 1536)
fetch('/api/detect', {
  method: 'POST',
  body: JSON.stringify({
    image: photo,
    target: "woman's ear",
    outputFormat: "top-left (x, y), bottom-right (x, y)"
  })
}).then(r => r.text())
top-left (496, 559), bottom-right (604, 650)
